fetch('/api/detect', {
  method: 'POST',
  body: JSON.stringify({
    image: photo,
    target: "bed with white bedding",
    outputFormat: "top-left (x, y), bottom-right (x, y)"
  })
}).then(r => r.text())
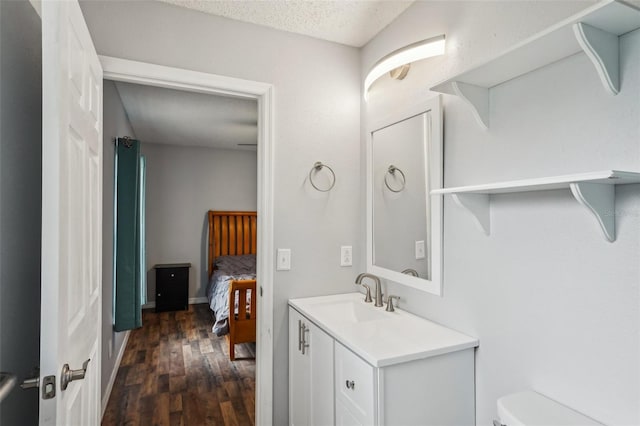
top-left (206, 210), bottom-right (257, 361)
top-left (207, 254), bottom-right (255, 336)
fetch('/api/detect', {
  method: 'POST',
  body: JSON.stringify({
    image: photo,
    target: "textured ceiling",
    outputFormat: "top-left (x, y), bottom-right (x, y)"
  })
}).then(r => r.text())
top-left (155, 0), bottom-right (414, 47)
top-left (115, 81), bottom-right (258, 150)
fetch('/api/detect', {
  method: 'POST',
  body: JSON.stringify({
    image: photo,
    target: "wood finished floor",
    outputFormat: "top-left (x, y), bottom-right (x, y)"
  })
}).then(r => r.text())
top-left (102, 304), bottom-right (256, 426)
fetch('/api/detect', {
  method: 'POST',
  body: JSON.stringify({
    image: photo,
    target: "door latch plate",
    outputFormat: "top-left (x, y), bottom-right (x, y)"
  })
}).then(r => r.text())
top-left (42, 375), bottom-right (55, 399)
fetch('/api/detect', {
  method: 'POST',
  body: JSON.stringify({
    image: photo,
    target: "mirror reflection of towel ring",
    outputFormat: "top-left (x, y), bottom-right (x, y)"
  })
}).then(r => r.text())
top-left (309, 161), bottom-right (336, 192)
top-left (384, 165), bottom-right (406, 192)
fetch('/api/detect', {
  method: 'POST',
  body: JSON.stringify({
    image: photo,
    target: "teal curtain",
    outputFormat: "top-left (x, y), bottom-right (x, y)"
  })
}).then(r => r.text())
top-left (139, 156), bottom-right (147, 305)
top-left (113, 137), bottom-right (146, 331)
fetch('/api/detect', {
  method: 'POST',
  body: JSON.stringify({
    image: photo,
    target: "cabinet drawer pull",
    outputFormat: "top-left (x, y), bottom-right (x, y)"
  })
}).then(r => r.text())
top-left (345, 380), bottom-right (355, 390)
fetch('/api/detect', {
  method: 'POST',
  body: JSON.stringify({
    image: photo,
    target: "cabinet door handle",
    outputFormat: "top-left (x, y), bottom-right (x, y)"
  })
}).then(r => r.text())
top-left (345, 380), bottom-right (355, 390)
top-left (298, 320), bottom-right (303, 351)
top-left (301, 323), bottom-right (309, 355)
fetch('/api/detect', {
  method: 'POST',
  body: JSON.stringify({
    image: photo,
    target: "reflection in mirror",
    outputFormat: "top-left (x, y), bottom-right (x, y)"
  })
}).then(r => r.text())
top-left (366, 96), bottom-right (443, 295)
top-left (372, 114), bottom-right (430, 279)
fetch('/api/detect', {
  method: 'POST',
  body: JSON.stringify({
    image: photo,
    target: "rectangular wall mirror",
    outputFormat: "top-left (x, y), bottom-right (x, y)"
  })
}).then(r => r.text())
top-left (366, 95), bottom-right (443, 295)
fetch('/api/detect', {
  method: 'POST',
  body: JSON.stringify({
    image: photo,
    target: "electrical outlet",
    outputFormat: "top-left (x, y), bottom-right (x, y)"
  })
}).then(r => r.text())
top-left (415, 240), bottom-right (426, 259)
top-left (340, 246), bottom-right (353, 267)
top-left (277, 249), bottom-right (291, 271)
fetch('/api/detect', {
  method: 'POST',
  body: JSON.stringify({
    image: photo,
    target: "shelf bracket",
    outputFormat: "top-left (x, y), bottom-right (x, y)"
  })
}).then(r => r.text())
top-left (569, 182), bottom-right (615, 242)
top-left (451, 193), bottom-right (490, 235)
top-left (573, 22), bottom-right (619, 95)
top-left (451, 81), bottom-right (490, 130)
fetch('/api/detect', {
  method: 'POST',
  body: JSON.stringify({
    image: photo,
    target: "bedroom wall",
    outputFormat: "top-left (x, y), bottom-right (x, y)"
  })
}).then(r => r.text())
top-left (362, 2), bottom-right (640, 425)
top-left (140, 143), bottom-right (257, 303)
top-left (0, 1), bottom-right (42, 424)
top-left (80, 2), bottom-right (361, 423)
top-left (101, 80), bottom-right (138, 404)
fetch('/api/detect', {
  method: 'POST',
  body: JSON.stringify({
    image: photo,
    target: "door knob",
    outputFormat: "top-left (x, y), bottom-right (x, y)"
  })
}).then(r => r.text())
top-left (61, 359), bottom-right (90, 391)
top-left (0, 372), bottom-right (17, 403)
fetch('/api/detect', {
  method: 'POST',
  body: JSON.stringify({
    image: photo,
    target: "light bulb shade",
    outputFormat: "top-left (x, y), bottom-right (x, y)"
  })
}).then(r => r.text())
top-left (364, 34), bottom-right (445, 100)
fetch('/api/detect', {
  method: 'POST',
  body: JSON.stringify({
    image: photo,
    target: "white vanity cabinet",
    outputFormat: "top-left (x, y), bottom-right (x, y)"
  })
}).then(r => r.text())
top-left (289, 296), bottom-right (478, 426)
top-left (334, 338), bottom-right (475, 426)
top-left (289, 307), bottom-right (335, 426)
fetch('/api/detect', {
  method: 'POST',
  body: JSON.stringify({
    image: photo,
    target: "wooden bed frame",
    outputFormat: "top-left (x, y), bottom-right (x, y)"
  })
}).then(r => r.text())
top-left (207, 211), bottom-right (257, 361)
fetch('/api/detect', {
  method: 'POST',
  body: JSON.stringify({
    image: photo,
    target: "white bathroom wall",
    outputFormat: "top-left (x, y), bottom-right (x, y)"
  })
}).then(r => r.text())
top-left (79, 2), bottom-right (361, 423)
top-left (141, 143), bottom-right (257, 302)
top-left (362, 2), bottom-right (640, 425)
top-left (101, 80), bottom-right (137, 404)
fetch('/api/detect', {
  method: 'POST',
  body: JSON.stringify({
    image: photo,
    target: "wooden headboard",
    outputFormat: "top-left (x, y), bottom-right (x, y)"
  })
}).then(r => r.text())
top-left (207, 211), bottom-right (257, 278)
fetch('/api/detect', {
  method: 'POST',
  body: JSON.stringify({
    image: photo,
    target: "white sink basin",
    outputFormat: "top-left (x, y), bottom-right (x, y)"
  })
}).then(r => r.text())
top-left (289, 292), bottom-right (478, 367)
top-left (306, 299), bottom-right (389, 323)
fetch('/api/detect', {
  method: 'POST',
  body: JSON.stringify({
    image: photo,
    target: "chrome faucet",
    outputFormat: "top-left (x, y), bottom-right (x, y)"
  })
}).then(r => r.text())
top-left (355, 273), bottom-right (384, 307)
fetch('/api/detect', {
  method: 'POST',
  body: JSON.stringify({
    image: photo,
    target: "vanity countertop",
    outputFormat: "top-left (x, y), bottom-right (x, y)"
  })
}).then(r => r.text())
top-left (288, 292), bottom-right (478, 367)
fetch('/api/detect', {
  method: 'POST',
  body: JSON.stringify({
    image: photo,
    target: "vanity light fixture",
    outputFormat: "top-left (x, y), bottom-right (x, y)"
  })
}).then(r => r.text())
top-left (364, 34), bottom-right (445, 100)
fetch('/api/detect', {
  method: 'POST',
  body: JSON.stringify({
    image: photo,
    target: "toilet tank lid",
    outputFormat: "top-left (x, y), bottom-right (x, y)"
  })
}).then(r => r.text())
top-left (497, 391), bottom-right (603, 426)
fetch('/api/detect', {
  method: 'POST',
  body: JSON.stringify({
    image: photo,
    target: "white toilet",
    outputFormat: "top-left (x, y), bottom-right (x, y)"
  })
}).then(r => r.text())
top-left (495, 390), bottom-right (604, 426)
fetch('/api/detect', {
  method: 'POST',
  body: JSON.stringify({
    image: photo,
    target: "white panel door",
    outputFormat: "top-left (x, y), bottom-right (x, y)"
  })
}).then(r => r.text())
top-left (40, 1), bottom-right (103, 425)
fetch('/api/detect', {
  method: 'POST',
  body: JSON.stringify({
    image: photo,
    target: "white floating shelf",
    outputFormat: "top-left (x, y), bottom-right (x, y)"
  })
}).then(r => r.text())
top-left (431, 170), bottom-right (640, 242)
top-left (430, 0), bottom-right (640, 129)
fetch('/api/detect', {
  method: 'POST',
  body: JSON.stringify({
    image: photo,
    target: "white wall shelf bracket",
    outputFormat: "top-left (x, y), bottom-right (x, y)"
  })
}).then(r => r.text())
top-left (451, 193), bottom-right (490, 235)
top-left (433, 170), bottom-right (640, 242)
top-left (569, 182), bottom-right (616, 242)
top-left (430, 0), bottom-right (640, 130)
top-left (573, 22), bottom-right (619, 95)
top-left (451, 81), bottom-right (489, 130)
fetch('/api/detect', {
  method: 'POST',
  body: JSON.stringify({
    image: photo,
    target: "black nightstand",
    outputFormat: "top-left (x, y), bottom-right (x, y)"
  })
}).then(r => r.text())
top-left (154, 263), bottom-right (191, 312)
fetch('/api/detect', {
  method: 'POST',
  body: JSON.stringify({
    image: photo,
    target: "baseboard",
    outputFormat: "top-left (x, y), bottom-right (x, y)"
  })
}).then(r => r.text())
top-left (101, 329), bottom-right (130, 419)
top-left (142, 297), bottom-right (208, 310)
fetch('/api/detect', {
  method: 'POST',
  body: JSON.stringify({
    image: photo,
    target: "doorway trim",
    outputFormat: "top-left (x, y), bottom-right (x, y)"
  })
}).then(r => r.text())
top-left (100, 56), bottom-right (275, 425)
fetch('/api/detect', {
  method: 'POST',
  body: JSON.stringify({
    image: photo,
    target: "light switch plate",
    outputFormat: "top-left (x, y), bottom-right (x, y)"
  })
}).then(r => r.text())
top-left (277, 248), bottom-right (291, 271)
top-left (415, 240), bottom-right (426, 259)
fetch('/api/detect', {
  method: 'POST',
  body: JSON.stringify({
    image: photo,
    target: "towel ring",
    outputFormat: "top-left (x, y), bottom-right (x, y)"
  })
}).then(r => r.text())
top-left (384, 165), bottom-right (406, 193)
top-left (309, 161), bottom-right (336, 192)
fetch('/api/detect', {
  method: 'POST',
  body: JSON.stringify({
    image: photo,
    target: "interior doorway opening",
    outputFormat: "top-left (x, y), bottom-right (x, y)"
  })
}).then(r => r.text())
top-left (99, 57), bottom-right (274, 425)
